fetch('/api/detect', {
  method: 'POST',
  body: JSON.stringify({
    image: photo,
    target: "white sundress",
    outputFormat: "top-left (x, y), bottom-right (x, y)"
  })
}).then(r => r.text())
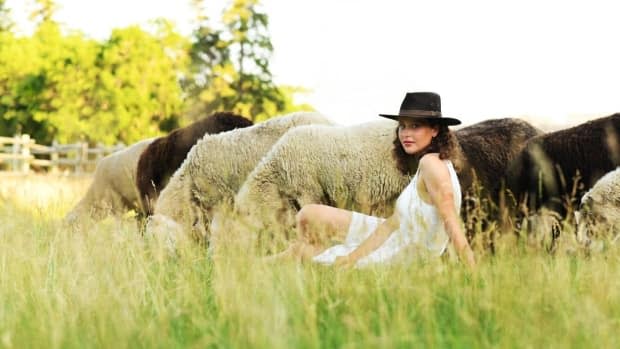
top-left (312, 160), bottom-right (462, 268)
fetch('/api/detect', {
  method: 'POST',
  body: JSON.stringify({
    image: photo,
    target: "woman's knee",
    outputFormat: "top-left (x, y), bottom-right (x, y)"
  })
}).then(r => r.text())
top-left (296, 204), bottom-right (352, 241)
top-left (296, 204), bottom-right (325, 228)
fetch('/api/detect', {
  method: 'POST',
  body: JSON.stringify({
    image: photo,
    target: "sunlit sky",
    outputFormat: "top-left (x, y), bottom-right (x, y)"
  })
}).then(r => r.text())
top-left (6, 0), bottom-right (620, 130)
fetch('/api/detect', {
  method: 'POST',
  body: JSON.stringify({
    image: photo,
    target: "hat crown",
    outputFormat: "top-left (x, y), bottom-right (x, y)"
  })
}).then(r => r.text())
top-left (378, 91), bottom-right (460, 125)
top-left (400, 92), bottom-right (441, 113)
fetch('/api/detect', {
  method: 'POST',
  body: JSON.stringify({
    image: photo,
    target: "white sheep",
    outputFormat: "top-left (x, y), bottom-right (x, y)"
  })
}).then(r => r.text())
top-left (220, 120), bottom-right (411, 247)
top-left (65, 137), bottom-right (156, 224)
top-left (219, 118), bottom-right (542, 249)
top-left (145, 112), bottom-right (334, 245)
top-left (576, 167), bottom-right (620, 244)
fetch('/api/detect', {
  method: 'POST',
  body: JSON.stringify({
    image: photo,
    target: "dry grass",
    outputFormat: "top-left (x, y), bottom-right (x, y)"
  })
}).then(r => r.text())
top-left (0, 174), bottom-right (619, 348)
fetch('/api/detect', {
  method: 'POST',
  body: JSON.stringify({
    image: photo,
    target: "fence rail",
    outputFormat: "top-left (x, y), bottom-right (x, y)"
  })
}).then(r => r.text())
top-left (0, 134), bottom-right (125, 174)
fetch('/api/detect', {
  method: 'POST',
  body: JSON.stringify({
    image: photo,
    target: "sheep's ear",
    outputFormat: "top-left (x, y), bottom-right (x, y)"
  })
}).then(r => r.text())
top-left (579, 195), bottom-right (593, 211)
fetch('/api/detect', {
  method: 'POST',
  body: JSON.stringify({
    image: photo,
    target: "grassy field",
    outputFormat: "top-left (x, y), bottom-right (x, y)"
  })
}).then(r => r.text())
top-left (0, 174), bottom-right (619, 348)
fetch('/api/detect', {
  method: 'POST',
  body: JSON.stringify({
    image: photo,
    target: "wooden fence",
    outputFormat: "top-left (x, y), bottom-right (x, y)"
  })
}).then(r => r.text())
top-left (0, 134), bottom-right (125, 174)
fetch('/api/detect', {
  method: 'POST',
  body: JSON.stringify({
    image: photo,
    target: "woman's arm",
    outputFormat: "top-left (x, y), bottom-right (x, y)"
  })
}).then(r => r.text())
top-left (334, 213), bottom-right (400, 268)
top-left (420, 155), bottom-right (475, 269)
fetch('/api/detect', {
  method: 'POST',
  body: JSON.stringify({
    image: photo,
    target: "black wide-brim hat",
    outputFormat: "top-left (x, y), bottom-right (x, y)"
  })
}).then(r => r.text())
top-left (379, 92), bottom-right (461, 126)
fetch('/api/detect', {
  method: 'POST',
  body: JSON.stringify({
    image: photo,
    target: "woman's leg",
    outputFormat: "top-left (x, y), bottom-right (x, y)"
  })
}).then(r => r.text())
top-left (296, 204), bottom-right (353, 245)
top-left (268, 204), bottom-right (354, 261)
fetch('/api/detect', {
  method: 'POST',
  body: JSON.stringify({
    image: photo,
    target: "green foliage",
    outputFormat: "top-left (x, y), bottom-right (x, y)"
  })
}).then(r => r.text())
top-left (29, 0), bottom-right (59, 26)
top-left (253, 85), bottom-right (315, 123)
top-left (0, 0), bottom-right (13, 32)
top-left (0, 19), bottom-right (189, 144)
top-left (0, 0), bottom-right (312, 144)
top-left (0, 29), bottom-right (49, 139)
top-left (186, 0), bottom-right (295, 122)
top-left (88, 22), bottom-right (189, 144)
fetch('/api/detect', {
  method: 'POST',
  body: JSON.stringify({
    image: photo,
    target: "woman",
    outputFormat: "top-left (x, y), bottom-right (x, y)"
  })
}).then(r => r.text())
top-left (278, 92), bottom-right (475, 269)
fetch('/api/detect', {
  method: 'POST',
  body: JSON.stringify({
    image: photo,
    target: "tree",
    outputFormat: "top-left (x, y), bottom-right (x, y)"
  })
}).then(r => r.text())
top-left (186, 0), bottom-right (289, 122)
top-left (46, 22), bottom-right (189, 144)
top-left (29, 0), bottom-right (58, 26)
top-left (0, 19), bottom-right (190, 144)
top-left (0, 0), bottom-right (13, 32)
top-left (0, 0), bottom-right (313, 145)
top-left (1, 21), bottom-right (101, 143)
top-left (0, 0), bottom-right (62, 142)
top-left (0, 26), bottom-right (49, 140)
top-left (89, 22), bottom-right (189, 144)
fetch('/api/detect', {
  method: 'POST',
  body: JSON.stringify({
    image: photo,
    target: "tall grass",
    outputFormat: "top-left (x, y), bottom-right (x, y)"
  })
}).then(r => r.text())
top-left (0, 174), bottom-right (618, 348)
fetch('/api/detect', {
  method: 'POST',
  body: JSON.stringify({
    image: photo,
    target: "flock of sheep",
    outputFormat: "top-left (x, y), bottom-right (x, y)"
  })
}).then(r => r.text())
top-left (64, 111), bottom-right (620, 252)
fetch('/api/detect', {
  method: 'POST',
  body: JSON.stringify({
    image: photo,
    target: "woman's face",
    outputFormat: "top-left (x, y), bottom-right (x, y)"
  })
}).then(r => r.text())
top-left (397, 117), bottom-right (439, 155)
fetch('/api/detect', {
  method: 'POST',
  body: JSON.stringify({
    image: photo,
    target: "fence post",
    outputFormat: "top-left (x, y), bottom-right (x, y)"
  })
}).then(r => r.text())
top-left (11, 134), bottom-right (20, 171)
top-left (21, 134), bottom-right (31, 173)
top-left (75, 142), bottom-right (82, 174)
top-left (51, 140), bottom-right (59, 174)
top-left (77, 142), bottom-right (89, 174)
top-left (95, 142), bottom-right (104, 163)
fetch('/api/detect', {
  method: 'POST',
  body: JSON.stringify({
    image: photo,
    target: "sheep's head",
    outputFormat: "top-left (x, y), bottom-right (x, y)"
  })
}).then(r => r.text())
top-left (576, 168), bottom-right (620, 243)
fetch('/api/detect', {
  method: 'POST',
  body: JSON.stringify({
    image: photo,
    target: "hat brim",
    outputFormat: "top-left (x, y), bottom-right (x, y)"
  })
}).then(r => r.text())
top-left (378, 114), bottom-right (461, 126)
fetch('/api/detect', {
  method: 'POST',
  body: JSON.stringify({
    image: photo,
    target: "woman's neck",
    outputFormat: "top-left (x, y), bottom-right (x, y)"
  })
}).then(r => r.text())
top-left (412, 144), bottom-right (434, 160)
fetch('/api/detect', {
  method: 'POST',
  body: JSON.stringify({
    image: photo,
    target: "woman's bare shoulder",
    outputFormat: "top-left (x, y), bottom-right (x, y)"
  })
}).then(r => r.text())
top-left (419, 153), bottom-right (442, 167)
top-left (419, 153), bottom-right (450, 178)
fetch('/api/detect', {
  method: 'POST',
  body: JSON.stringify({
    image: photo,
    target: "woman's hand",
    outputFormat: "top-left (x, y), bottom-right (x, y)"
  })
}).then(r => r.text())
top-left (334, 214), bottom-right (400, 269)
top-left (459, 245), bottom-right (477, 271)
top-left (334, 255), bottom-right (356, 269)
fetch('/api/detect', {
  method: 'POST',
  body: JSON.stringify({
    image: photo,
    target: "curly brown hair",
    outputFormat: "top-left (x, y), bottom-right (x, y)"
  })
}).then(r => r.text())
top-left (392, 123), bottom-right (461, 175)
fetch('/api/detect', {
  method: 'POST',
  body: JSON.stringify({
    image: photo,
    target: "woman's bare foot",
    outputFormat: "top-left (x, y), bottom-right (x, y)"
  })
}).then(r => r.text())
top-left (263, 242), bottom-right (324, 264)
